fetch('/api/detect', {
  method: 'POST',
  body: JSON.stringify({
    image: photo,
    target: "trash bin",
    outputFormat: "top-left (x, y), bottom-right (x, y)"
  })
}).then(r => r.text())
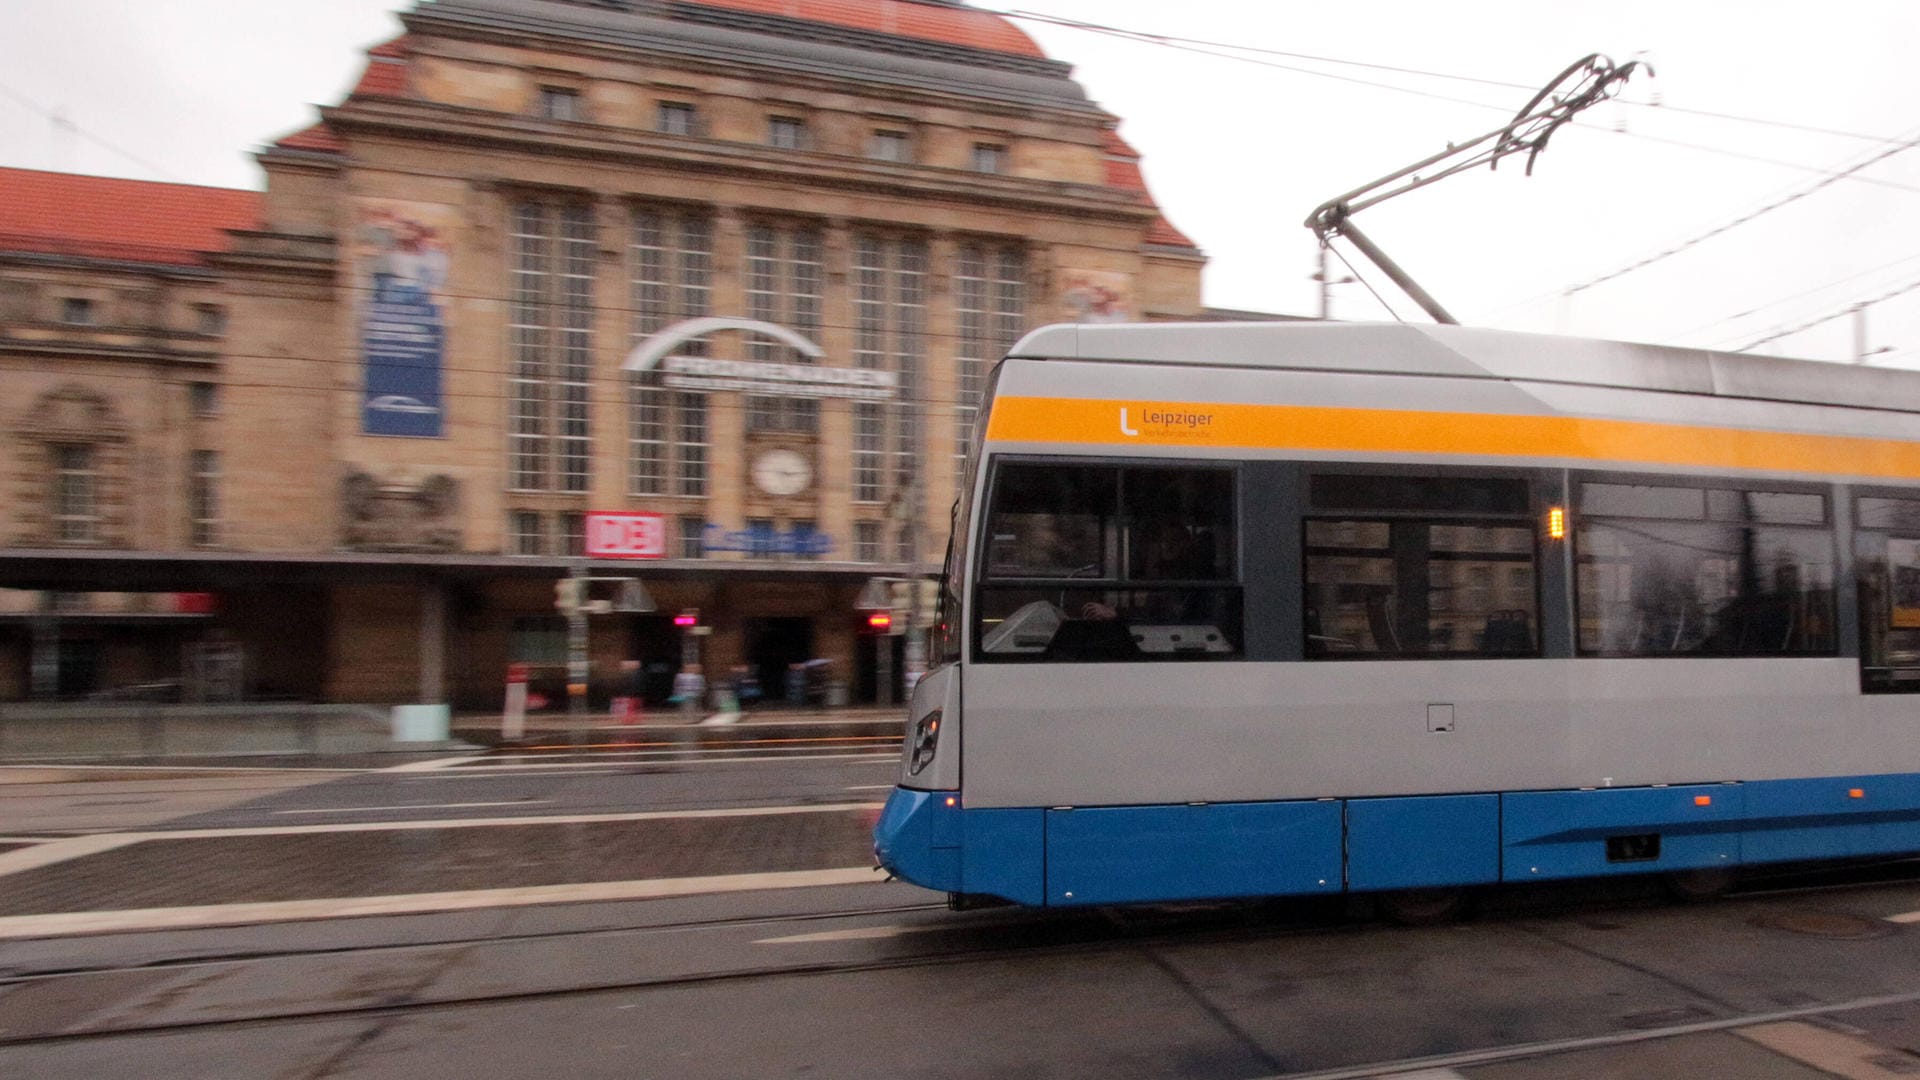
top-left (392, 704), bottom-right (450, 742)
top-left (825, 679), bottom-right (849, 708)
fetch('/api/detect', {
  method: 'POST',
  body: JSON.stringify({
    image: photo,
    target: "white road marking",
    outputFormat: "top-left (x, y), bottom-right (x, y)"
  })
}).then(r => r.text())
top-left (476, 744), bottom-right (898, 764)
top-left (755, 923), bottom-right (951, 944)
top-left (1883, 908), bottom-right (1920, 923)
top-left (1260, 988), bottom-right (1920, 1080)
top-left (0, 763), bottom-right (364, 775)
top-left (1373, 1071), bottom-right (1470, 1080)
top-left (135, 801), bottom-right (884, 840)
top-left (445, 752), bottom-right (898, 772)
top-left (402, 770), bottom-right (635, 781)
top-left (844, 784), bottom-right (897, 791)
top-left (273, 800), bottom-right (551, 815)
top-left (1736, 1021), bottom-right (1914, 1079)
top-left (0, 867), bottom-right (884, 939)
top-left (0, 834), bottom-right (144, 879)
top-left (380, 755), bottom-right (482, 773)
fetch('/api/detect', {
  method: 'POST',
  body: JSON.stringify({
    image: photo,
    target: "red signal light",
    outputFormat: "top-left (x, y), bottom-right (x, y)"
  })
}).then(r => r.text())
top-left (867, 612), bottom-right (892, 630)
top-left (673, 612), bottom-right (698, 628)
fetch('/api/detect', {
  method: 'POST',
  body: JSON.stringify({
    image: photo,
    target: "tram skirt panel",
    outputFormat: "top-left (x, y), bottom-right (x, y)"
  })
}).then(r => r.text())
top-left (1043, 801), bottom-right (1343, 906)
top-left (1501, 784), bottom-right (1742, 882)
top-left (1346, 794), bottom-right (1501, 892)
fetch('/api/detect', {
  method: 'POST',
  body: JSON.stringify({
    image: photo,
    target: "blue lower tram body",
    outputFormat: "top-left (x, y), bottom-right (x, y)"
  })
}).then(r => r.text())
top-left (874, 774), bottom-right (1920, 907)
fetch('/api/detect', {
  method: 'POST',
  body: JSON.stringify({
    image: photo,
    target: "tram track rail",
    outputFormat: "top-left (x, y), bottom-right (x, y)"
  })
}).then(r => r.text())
top-left (0, 899), bottom-right (951, 982)
top-left (8, 855), bottom-right (1920, 1051)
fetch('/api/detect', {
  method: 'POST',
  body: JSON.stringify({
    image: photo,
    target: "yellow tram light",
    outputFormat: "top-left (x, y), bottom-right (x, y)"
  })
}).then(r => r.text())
top-left (1850, 788), bottom-right (1866, 799)
top-left (1694, 795), bottom-right (1711, 806)
top-left (1546, 506), bottom-right (1567, 540)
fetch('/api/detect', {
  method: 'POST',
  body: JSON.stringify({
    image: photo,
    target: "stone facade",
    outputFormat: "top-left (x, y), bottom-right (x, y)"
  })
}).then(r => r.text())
top-left (0, 0), bottom-right (1210, 706)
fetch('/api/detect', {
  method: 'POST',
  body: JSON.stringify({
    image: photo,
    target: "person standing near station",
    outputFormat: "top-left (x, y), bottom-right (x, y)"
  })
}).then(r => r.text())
top-left (671, 663), bottom-right (706, 721)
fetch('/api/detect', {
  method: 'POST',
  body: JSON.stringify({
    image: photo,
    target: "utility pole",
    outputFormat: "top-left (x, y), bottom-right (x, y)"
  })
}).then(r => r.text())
top-left (1314, 246), bottom-right (1356, 320)
top-left (566, 559), bottom-right (588, 719)
top-left (1851, 302), bottom-right (1894, 364)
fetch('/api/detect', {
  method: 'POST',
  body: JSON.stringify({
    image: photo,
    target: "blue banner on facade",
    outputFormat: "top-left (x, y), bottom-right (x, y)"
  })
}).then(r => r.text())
top-left (358, 201), bottom-right (450, 437)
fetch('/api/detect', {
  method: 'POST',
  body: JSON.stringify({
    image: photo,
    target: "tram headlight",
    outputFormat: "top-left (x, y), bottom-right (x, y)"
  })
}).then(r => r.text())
top-left (909, 709), bottom-right (942, 776)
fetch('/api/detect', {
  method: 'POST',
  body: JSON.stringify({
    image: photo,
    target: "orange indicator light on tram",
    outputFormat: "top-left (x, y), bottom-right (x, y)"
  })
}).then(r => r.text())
top-left (1850, 788), bottom-right (1865, 799)
top-left (945, 796), bottom-right (957, 807)
top-left (1694, 795), bottom-right (1711, 806)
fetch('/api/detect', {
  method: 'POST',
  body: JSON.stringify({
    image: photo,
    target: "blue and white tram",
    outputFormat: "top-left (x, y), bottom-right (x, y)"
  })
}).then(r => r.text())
top-left (874, 321), bottom-right (1920, 914)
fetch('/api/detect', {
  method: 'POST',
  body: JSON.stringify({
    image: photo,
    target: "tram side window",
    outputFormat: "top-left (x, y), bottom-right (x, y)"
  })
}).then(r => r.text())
top-left (1855, 496), bottom-right (1920, 692)
top-left (1304, 474), bottom-right (1538, 658)
top-left (1574, 482), bottom-right (1835, 657)
top-left (975, 462), bottom-right (1240, 662)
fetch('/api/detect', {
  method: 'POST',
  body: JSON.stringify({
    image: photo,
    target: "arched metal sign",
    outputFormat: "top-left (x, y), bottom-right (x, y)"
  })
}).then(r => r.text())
top-left (621, 317), bottom-right (897, 401)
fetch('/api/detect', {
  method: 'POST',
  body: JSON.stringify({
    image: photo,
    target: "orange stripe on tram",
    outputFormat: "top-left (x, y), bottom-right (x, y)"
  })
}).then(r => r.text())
top-left (983, 397), bottom-right (1920, 481)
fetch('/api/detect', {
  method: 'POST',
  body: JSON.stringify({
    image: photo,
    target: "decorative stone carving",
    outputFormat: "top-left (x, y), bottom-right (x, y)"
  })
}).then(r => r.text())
top-left (340, 470), bottom-right (462, 552)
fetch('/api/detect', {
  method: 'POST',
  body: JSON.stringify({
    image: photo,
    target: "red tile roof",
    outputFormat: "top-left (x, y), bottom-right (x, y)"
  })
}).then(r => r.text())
top-left (0, 167), bottom-right (260, 266)
top-left (367, 34), bottom-right (411, 59)
top-left (1104, 156), bottom-right (1147, 193)
top-left (684, 0), bottom-right (1045, 57)
top-left (1101, 126), bottom-right (1200, 252)
top-left (351, 55), bottom-right (410, 99)
top-left (1145, 215), bottom-right (1198, 250)
top-left (272, 122), bottom-right (345, 154)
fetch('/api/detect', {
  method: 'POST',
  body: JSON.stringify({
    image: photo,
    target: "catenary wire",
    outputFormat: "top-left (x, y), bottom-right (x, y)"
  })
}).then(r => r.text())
top-left (1671, 249), bottom-right (1920, 342)
top-left (1322, 241), bottom-right (1404, 322)
top-left (0, 80), bottom-right (186, 183)
top-left (1733, 276), bottom-right (1920, 352)
top-left (999, 9), bottom-right (1906, 146)
top-left (998, 4), bottom-right (1920, 325)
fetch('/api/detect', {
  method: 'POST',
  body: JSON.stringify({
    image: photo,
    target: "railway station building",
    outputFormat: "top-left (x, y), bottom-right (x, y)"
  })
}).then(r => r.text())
top-left (0, 0), bottom-right (1215, 709)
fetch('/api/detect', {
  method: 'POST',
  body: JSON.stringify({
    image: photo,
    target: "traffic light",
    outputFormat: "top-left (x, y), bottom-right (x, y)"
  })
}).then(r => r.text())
top-left (554, 578), bottom-right (584, 615)
top-left (867, 611), bottom-right (893, 632)
top-left (673, 609), bottom-right (700, 628)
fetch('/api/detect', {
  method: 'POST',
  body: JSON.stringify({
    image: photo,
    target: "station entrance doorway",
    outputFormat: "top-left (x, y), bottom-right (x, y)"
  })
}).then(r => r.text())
top-left (744, 617), bottom-right (813, 707)
top-left (855, 633), bottom-right (906, 706)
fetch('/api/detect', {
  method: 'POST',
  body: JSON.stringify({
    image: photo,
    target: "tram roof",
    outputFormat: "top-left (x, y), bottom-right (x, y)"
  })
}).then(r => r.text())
top-left (1007, 321), bottom-right (1920, 415)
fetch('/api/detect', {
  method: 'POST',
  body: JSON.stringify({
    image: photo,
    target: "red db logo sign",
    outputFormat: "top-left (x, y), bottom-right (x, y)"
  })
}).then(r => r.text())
top-left (585, 511), bottom-right (666, 558)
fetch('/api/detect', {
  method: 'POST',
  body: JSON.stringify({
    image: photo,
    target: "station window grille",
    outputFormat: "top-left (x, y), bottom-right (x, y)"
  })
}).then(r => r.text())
top-left (852, 234), bottom-right (927, 507)
top-left (678, 516), bottom-right (706, 559)
top-left (560, 511), bottom-right (586, 557)
top-left (657, 101), bottom-right (696, 136)
top-left (854, 521), bottom-right (881, 563)
top-left (868, 129), bottom-right (910, 163)
top-left (509, 201), bottom-right (594, 494)
top-left (509, 511), bottom-right (544, 556)
top-left (744, 222), bottom-right (823, 435)
top-left (52, 443), bottom-right (99, 544)
top-left (189, 449), bottom-right (219, 548)
top-left (767, 116), bottom-right (806, 150)
top-left (628, 207), bottom-right (712, 498)
top-left (953, 243), bottom-right (1025, 468)
top-left (538, 87), bottom-right (580, 122)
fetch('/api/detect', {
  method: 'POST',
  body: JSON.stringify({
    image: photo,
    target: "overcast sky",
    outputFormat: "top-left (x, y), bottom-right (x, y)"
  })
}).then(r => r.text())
top-left (4, 0), bottom-right (1918, 366)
